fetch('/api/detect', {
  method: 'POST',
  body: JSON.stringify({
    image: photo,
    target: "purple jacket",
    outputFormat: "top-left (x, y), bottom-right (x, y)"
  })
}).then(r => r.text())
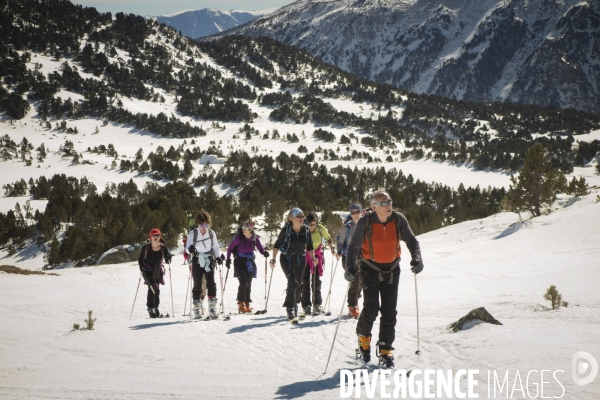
top-left (226, 234), bottom-right (265, 260)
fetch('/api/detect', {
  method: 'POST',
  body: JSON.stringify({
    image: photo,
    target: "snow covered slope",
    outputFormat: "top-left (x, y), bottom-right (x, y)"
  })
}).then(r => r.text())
top-left (1, 191), bottom-right (599, 399)
top-left (148, 8), bottom-right (268, 39)
top-left (222, 0), bottom-right (600, 113)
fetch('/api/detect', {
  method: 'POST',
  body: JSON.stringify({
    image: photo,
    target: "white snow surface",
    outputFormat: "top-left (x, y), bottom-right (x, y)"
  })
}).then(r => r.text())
top-left (1, 192), bottom-right (599, 399)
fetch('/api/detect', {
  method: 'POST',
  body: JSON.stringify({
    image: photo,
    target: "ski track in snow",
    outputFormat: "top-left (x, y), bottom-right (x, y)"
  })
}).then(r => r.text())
top-left (1, 192), bottom-right (599, 399)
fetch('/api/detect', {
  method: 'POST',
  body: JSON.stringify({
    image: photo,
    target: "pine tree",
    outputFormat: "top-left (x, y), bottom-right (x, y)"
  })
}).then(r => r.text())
top-left (506, 143), bottom-right (565, 217)
top-left (44, 235), bottom-right (60, 269)
top-left (566, 177), bottom-right (589, 197)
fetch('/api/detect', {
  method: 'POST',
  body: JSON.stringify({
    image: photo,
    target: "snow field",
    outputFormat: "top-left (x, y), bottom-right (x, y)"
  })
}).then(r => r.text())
top-left (1, 191), bottom-right (599, 399)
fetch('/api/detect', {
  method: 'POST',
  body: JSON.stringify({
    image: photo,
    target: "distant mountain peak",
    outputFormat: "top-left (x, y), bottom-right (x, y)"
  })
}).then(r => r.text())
top-left (148, 8), bottom-right (269, 39)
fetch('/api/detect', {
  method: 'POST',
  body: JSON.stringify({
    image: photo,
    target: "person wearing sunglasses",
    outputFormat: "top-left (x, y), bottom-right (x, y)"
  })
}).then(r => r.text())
top-left (300, 212), bottom-right (335, 316)
top-left (336, 203), bottom-right (364, 318)
top-left (270, 208), bottom-right (315, 321)
top-left (138, 228), bottom-right (172, 318)
top-left (185, 210), bottom-right (223, 319)
top-left (226, 220), bottom-right (270, 314)
top-left (344, 190), bottom-right (424, 368)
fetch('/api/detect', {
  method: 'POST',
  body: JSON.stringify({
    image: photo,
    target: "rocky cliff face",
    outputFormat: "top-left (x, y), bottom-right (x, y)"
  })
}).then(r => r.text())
top-left (220, 0), bottom-right (600, 113)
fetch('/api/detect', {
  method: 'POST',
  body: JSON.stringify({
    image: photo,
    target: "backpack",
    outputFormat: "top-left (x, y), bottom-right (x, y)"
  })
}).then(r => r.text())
top-left (363, 210), bottom-right (404, 261)
top-left (143, 240), bottom-right (167, 262)
top-left (192, 227), bottom-right (215, 257)
top-left (282, 221), bottom-right (311, 253)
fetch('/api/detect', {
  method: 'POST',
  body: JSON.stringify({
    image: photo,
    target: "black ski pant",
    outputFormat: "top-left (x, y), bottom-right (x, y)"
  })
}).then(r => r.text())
top-left (234, 258), bottom-right (255, 303)
top-left (280, 254), bottom-right (306, 308)
top-left (356, 259), bottom-right (401, 351)
top-left (302, 263), bottom-right (322, 307)
top-left (192, 259), bottom-right (217, 300)
top-left (146, 280), bottom-right (160, 308)
top-left (342, 255), bottom-right (362, 307)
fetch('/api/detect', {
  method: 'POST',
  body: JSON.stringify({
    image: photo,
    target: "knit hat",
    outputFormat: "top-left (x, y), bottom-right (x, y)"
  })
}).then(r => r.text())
top-left (291, 208), bottom-right (304, 218)
top-left (349, 204), bottom-right (363, 212)
top-left (242, 220), bottom-right (255, 229)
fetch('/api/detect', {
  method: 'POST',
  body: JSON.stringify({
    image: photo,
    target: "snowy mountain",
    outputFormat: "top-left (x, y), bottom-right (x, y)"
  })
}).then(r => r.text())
top-left (219, 0), bottom-right (600, 113)
top-left (148, 8), bottom-right (268, 39)
top-left (1, 2), bottom-right (599, 397)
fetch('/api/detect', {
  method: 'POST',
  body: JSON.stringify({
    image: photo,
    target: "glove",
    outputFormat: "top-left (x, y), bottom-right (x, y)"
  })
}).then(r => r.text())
top-left (269, 259), bottom-right (276, 268)
top-left (188, 245), bottom-right (197, 255)
top-left (164, 253), bottom-right (172, 264)
top-left (410, 260), bottom-right (424, 274)
top-left (225, 259), bottom-right (231, 269)
top-left (344, 269), bottom-right (356, 283)
top-left (216, 256), bottom-right (223, 266)
top-left (263, 250), bottom-right (270, 258)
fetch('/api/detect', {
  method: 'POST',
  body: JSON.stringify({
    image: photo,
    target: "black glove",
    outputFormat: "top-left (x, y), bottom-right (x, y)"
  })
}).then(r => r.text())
top-left (188, 245), bottom-right (197, 255)
top-left (164, 253), bottom-right (172, 264)
top-left (263, 250), bottom-right (270, 258)
top-left (410, 260), bottom-right (424, 274)
top-left (216, 256), bottom-right (223, 265)
top-left (225, 259), bottom-right (231, 269)
top-left (344, 269), bottom-right (356, 283)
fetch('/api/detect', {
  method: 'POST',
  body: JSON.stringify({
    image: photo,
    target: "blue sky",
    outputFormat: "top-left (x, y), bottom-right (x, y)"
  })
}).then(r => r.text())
top-left (73, 1), bottom-right (295, 16)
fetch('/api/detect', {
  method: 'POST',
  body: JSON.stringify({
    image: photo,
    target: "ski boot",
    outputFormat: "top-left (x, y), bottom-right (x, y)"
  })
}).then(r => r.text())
top-left (237, 301), bottom-right (247, 314)
top-left (244, 302), bottom-right (253, 313)
top-left (153, 307), bottom-right (163, 318)
top-left (286, 307), bottom-right (295, 321)
top-left (208, 298), bottom-right (218, 319)
top-left (148, 308), bottom-right (157, 319)
top-left (377, 347), bottom-right (395, 369)
top-left (193, 300), bottom-right (202, 319)
top-left (313, 303), bottom-right (324, 315)
top-left (357, 335), bottom-right (371, 363)
top-left (348, 305), bottom-right (360, 318)
top-left (301, 305), bottom-right (312, 318)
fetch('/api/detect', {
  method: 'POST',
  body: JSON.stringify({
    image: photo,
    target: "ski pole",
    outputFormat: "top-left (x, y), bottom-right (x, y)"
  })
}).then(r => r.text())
top-left (223, 266), bottom-right (230, 292)
top-left (168, 261), bottom-right (174, 318)
top-left (217, 260), bottom-right (225, 315)
top-left (189, 264), bottom-right (193, 322)
top-left (183, 270), bottom-right (191, 316)
top-left (323, 259), bottom-right (339, 313)
top-left (262, 257), bottom-right (267, 311)
top-left (414, 273), bottom-right (421, 358)
top-left (258, 265), bottom-right (274, 314)
top-left (323, 282), bottom-right (350, 374)
top-left (129, 275), bottom-right (142, 320)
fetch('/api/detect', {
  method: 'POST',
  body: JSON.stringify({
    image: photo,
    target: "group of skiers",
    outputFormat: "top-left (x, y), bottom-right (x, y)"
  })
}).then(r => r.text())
top-left (137, 190), bottom-right (424, 369)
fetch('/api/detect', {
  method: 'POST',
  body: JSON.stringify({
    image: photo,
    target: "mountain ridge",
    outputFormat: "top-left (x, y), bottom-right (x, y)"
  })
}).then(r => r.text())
top-left (148, 8), bottom-right (268, 39)
top-left (217, 0), bottom-right (600, 113)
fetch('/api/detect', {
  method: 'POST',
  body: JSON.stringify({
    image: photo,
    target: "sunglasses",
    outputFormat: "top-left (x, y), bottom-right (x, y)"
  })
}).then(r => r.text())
top-left (242, 226), bottom-right (252, 230)
top-left (373, 199), bottom-right (393, 207)
top-left (308, 223), bottom-right (317, 227)
top-left (152, 234), bottom-right (161, 238)
top-left (350, 210), bottom-right (361, 215)
top-left (198, 223), bottom-right (209, 228)
top-left (295, 215), bottom-right (304, 219)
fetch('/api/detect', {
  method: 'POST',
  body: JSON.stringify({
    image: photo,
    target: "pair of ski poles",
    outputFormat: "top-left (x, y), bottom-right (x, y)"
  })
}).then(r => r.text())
top-left (322, 265), bottom-right (422, 374)
top-left (129, 260), bottom-right (175, 320)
